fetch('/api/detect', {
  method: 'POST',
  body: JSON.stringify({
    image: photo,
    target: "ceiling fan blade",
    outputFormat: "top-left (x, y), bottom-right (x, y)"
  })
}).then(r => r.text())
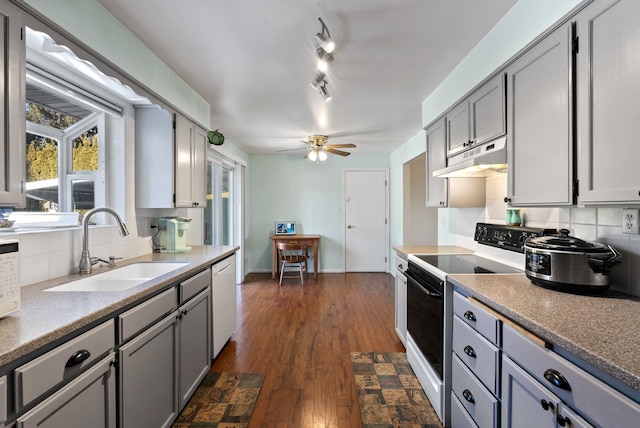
top-left (303, 151), bottom-right (311, 159)
top-left (277, 147), bottom-right (309, 152)
top-left (326, 148), bottom-right (351, 156)
top-left (326, 143), bottom-right (356, 149)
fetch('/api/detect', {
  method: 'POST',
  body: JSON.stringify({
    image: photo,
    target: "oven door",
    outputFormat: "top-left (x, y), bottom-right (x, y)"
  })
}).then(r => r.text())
top-left (405, 268), bottom-right (444, 380)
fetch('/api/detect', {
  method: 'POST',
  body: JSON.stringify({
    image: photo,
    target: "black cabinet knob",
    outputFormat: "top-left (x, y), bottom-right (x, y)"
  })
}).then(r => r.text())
top-left (462, 389), bottom-right (475, 404)
top-left (557, 415), bottom-right (572, 427)
top-left (504, 197), bottom-right (511, 203)
top-left (540, 399), bottom-right (554, 412)
top-left (65, 349), bottom-right (91, 368)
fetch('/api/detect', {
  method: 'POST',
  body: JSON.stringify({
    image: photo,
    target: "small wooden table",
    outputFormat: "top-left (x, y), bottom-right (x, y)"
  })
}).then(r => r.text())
top-left (270, 235), bottom-right (320, 280)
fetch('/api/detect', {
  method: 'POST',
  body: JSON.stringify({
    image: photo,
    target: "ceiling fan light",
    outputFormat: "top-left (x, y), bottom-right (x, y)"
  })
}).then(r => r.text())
top-left (315, 33), bottom-right (335, 53)
top-left (318, 150), bottom-right (328, 161)
top-left (319, 82), bottom-right (332, 102)
top-left (308, 150), bottom-right (318, 161)
top-left (310, 72), bottom-right (325, 90)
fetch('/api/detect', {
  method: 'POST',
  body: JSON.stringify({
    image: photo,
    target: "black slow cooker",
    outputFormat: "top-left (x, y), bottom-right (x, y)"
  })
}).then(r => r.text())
top-left (524, 229), bottom-right (621, 293)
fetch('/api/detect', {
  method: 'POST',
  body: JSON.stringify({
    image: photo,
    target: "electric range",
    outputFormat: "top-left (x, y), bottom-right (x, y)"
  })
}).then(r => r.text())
top-left (404, 223), bottom-right (553, 426)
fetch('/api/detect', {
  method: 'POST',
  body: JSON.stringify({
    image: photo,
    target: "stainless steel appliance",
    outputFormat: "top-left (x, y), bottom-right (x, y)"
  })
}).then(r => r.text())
top-left (405, 222), bottom-right (550, 425)
top-left (525, 229), bottom-right (621, 293)
top-left (0, 239), bottom-right (20, 318)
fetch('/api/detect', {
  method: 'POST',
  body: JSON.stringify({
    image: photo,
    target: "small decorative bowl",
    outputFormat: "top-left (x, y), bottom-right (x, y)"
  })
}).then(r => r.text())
top-left (0, 219), bottom-right (15, 228)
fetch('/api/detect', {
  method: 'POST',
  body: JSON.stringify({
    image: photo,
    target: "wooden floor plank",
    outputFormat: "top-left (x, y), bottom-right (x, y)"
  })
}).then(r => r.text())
top-left (211, 272), bottom-right (405, 427)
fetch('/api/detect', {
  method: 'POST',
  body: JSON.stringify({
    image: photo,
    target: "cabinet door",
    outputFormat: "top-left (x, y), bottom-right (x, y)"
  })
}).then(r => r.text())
top-left (470, 73), bottom-right (505, 146)
top-left (119, 312), bottom-right (179, 428)
top-left (212, 254), bottom-right (237, 358)
top-left (447, 101), bottom-right (470, 156)
top-left (0, 1), bottom-right (25, 207)
top-left (193, 126), bottom-right (208, 207)
top-left (179, 289), bottom-right (211, 410)
top-left (506, 23), bottom-right (574, 206)
top-left (425, 118), bottom-right (447, 207)
top-left (577, 0), bottom-right (640, 204)
top-left (174, 114), bottom-right (194, 208)
top-left (16, 354), bottom-right (116, 428)
top-left (502, 355), bottom-right (558, 428)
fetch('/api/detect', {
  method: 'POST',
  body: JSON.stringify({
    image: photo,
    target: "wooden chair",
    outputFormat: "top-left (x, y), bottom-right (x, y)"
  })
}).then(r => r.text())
top-left (277, 241), bottom-right (308, 285)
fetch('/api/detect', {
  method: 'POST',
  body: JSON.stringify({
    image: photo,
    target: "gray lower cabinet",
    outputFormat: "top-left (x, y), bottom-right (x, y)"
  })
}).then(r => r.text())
top-left (502, 355), bottom-right (592, 428)
top-left (179, 288), bottom-right (211, 409)
top-left (119, 311), bottom-right (179, 428)
top-left (505, 21), bottom-right (573, 206)
top-left (15, 353), bottom-right (116, 428)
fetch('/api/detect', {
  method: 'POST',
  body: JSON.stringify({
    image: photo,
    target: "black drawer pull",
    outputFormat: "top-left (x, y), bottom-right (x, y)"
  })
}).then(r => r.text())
top-left (463, 310), bottom-right (476, 322)
top-left (65, 349), bottom-right (91, 368)
top-left (544, 369), bottom-right (572, 391)
top-left (463, 345), bottom-right (476, 358)
top-left (462, 389), bottom-right (475, 404)
top-left (540, 399), bottom-right (555, 412)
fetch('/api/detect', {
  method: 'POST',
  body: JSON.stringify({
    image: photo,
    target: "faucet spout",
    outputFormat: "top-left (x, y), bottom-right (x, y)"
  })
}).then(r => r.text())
top-left (79, 207), bottom-right (130, 274)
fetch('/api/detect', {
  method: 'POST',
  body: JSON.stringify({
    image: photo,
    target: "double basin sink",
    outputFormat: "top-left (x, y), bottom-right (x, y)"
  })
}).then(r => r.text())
top-left (46, 262), bottom-right (189, 292)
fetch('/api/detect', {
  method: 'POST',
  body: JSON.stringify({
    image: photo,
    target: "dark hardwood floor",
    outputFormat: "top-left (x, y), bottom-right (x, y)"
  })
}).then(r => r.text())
top-left (210, 272), bottom-right (406, 427)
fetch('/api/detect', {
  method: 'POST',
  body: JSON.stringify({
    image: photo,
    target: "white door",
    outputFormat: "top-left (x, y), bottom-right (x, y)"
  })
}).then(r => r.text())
top-left (345, 169), bottom-right (388, 272)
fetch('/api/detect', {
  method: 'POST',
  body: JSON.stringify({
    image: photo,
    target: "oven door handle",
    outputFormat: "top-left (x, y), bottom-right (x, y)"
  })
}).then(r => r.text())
top-left (405, 270), bottom-right (443, 299)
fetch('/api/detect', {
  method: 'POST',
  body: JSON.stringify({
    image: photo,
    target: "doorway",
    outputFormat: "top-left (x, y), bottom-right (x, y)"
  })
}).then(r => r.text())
top-left (344, 169), bottom-right (388, 272)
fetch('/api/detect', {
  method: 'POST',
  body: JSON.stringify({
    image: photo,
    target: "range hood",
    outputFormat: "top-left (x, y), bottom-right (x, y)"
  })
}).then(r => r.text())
top-left (433, 136), bottom-right (507, 178)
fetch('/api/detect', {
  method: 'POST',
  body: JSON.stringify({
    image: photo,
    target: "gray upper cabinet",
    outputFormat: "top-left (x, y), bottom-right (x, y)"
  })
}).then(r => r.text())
top-left (446, 73), bottom-right (506, 158)
top-left (0, 1), bottom-right (25, 207)
top-left (576, 0), bottom-right (640, 204)
top-left (505, 22), bottom-right (574, 206)
top-left (135, 108), bottom-right (206, 208)
top-left (425, 118), bottom-right (447, 207)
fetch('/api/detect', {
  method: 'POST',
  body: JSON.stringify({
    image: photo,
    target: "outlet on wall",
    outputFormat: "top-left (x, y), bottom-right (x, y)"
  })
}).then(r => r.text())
top-left (622, 208), bottom-right (640, 235)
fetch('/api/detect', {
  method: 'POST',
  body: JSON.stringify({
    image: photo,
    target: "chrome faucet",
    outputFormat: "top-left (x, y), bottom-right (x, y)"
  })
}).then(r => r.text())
top-left (79, 207), bottom-right (129, 274)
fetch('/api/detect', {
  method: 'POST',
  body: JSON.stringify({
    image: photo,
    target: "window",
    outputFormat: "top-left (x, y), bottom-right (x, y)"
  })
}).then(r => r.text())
top-left (23, 74), bottom-right (107, 213)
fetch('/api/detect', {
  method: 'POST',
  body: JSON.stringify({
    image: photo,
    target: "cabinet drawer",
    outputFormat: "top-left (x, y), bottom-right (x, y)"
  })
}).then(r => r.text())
top-left (453, 316), bottom-right (500, 394)
top-left (453, 292), bottom-right (499, 345)
top-left (14, 320), bottom-right (114, 410)
top-left (451, 391), bottom-right (479, 428)
top-left (16, 353), bottom-right (116, 428)
top-left (119, 287), bottom-right (177, 343)
top-left (452, 354), bottom-right (498, 428)
top-left (180, 268), bottom-right (210, 303)
top-left (503, 323), bottom-right (640, 428)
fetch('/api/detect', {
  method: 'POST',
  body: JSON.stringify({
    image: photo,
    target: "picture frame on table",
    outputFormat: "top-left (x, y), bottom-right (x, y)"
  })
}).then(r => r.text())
top-left (275, 221), bottom-right (296, 235)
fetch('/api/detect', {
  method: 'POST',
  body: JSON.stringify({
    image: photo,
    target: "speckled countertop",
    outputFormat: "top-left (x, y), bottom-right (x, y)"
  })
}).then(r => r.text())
top-left (448, 273), bottom-right (640, 393)
top-left (0, 245), bottom-right (238, 371)
top-left (393, 245), bottom-right (473, 259)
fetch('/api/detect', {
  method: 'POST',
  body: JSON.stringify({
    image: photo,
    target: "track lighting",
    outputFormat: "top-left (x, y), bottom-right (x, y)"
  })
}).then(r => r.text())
top-left (316, 17), bottom-right (335, 53)
top-left (310, 72), bottom-right (325, 90)
top-left (316, 48), bottom-right (334, 72)
top-left (319, 81), bottom-right (332, 102)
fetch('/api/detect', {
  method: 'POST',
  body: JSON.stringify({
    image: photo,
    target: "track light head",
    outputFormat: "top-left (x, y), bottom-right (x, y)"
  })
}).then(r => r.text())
top-left (315, 32), bottom-right (335, 54)
top-left (316, 48), bottom-right (334, 72)
top-left (310, 72), bottom-right (325, 90)
top-left (319, 81), bottom-right (332, 102)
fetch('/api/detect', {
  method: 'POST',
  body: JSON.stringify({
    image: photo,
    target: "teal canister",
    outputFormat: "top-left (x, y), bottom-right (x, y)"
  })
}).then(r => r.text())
top-left (507, 209), bottom-right (522, 226)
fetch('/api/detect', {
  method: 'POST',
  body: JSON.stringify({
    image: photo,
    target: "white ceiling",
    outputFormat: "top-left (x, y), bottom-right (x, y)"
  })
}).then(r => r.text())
top-left (96, 0), bottom-right (516, 156)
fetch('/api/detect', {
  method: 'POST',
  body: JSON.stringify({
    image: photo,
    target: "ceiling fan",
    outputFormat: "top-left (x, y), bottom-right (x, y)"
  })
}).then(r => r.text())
top-left (278, 135), bottom-right (356, 162)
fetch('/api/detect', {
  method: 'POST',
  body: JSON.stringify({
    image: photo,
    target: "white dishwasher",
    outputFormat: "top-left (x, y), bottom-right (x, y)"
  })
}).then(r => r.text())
top-left (211, 253), bottom-right (237, 358)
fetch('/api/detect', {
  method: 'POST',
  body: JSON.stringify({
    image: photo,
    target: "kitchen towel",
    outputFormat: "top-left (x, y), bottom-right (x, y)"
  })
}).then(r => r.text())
top-left (351, 352), bottom-right (441, 428)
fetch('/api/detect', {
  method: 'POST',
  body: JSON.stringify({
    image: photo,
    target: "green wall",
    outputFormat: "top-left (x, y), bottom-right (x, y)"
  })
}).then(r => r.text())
top-left (247, 154), bottom-right (389, 273)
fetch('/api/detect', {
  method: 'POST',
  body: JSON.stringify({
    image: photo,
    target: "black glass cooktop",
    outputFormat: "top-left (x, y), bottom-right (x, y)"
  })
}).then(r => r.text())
top-left (413, 254), bottom-right (521, 274)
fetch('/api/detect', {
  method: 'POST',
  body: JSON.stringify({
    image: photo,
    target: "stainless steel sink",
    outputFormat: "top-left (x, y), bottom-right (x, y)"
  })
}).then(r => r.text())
top-left (46, 262), bottom-right (190, 292)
